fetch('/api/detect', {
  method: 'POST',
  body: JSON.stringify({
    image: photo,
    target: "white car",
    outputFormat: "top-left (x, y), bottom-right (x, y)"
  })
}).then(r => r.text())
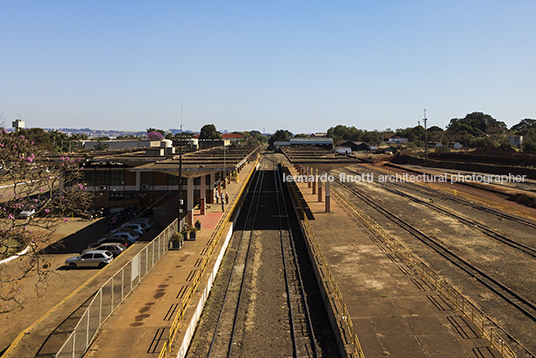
top-left (19, 209), bottom-right (36, 218)
top-left (65, 250), bottom-right (113, 269)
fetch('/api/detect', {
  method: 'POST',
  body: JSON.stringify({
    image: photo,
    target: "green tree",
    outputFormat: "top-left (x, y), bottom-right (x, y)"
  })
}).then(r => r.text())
top-left (268, 129), bottom-right (293, 149)
top-left (511, 118), bottom-right (536, 133)
top-left (94, 139), bottom-right (109, 151)
top-left (447, 112), bottom-right (496, 137)
top-left (146, 128), bottom-right (165, 136)
top-left (19, 128), bottom-right (54, 151)
top-left (523, 141), bottom-right (536, 153)
top-left (326, 125), bottom-right (363, 143)
top-left (49, 130), bottom-right (73, 153)
top-left (199, 124), bottom-right (222, 140)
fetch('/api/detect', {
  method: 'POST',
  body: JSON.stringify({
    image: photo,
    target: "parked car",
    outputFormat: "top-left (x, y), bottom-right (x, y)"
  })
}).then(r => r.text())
top-left (65, 250), bottom-right (113, 268)
top-left (120, 223), bottom-right (145, 236)
top-left (19, 209), bottom-right (36, 218)
top-left (107, 232), bottom-right (138, 243)
top-left (130, 220), bottom-right (152, 231)
top-left (88, 237), bottom-right (132, 249)
top-left (82, 243), bottom-right (126, 257)
top-left (108, 227), bottom-right (141, 240)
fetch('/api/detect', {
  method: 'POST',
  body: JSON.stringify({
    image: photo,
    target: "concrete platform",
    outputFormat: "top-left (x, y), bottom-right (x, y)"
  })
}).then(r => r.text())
top-left (83, 159), bottom-right (258, 358)
top-left (284, 163), bottom-right (500, 358)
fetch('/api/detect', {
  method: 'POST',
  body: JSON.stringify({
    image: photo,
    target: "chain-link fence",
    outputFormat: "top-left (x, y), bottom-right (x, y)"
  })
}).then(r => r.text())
top-left (55, 218), bottom-right (178, 358)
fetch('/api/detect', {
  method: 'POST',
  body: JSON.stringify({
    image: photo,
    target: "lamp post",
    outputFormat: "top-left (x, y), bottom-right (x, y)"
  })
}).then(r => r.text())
top-left (423, 110), bottom-right (428, 160)
top-left (178, 125), bottom-right (183, 218)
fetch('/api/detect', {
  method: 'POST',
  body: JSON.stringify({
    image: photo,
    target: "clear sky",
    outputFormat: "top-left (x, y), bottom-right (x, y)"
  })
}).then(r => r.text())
top-left (1, 1), bottom-right (535, 134)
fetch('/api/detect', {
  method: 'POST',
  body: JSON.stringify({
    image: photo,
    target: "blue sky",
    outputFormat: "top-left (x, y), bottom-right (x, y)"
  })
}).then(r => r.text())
top-left (1, 1), bottom-right (535, 134)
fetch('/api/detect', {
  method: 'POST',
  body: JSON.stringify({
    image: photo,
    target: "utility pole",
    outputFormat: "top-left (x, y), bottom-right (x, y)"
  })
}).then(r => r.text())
top-left (178, 109), bottom-right (184, 219)
top-left (423, 109), bottom-right (428, 160)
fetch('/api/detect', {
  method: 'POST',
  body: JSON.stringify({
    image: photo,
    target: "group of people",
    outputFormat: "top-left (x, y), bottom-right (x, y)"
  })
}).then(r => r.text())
top-left (214, 190), bottom-right (230, 212)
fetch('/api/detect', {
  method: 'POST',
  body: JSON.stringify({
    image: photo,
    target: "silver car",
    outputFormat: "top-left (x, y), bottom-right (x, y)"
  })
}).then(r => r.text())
top-left (65, 250), bottom-right (114, 269)
top-left (82, 243), bottom-right (126, 257)
top-left (120, 223), bottom-right (145, 236)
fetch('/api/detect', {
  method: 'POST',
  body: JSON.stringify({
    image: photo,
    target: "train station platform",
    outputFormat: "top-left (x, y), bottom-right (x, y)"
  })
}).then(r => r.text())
top-left (82, 157), bottom-right (258, 358)
top-left (283, 162), bottom-right (502, 358)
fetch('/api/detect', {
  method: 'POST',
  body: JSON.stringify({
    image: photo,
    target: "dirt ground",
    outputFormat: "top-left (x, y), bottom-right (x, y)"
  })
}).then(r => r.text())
top-left (0, 217), bottom-right (109, 354)
top-left (336, 163), bottom-right (536, 357)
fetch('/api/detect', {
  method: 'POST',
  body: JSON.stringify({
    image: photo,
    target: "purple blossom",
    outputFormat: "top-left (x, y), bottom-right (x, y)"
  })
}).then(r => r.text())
top-left (63, 218), bottom-right (69, 223)
top-left (147, 131), bottom-right (164, 140)
top-left (8, 214), bottom-right (14, 220)
top-left (44, 209), bottom-right (50, 213)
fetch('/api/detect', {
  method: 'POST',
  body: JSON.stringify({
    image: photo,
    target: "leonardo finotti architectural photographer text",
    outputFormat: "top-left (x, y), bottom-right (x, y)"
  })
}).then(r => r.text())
top-left (283, 173), bottom-right (526, 184)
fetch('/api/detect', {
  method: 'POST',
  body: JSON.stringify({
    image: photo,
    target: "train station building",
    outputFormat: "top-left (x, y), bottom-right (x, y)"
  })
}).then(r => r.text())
top-left (78, 141), bottom-right (260, 226)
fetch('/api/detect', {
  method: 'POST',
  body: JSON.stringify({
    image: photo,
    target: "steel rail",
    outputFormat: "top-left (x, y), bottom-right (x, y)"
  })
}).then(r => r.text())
top-left (335, 178), bottom-right (536, 323)
top-left (346, 166), bottom-right (536, 229)
top-left (343, 166), bottom-right (536, 257)
top-left (274, 159), bottom-right (299, 358)
top-left (275, 163), bottom-right (319, 358)
top-left (206, 157), bottom-right (265, 358)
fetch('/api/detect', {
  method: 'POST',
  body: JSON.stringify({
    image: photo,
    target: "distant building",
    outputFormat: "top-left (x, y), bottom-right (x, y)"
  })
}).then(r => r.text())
top-left (388, 137), bottom-right (408, 144)
top-left (222, 133), bottom-right (243, 142)
top-left (509, 135), bottom-right (523, 147)
top-left (273, 137), bottom-right (333, 149)
top-left (12, 119), bottom-right (25, 131)
top-left (336, 147), bottom-right (351, 154)
top-left (339, 140), bottom-right (372, 151)
top-left (82, 139), bottom-right (161, 150)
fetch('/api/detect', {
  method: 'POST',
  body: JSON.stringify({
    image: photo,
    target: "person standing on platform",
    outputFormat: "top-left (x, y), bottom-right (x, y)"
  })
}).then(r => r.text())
top-left (225, 191), bottom-right (229, 204)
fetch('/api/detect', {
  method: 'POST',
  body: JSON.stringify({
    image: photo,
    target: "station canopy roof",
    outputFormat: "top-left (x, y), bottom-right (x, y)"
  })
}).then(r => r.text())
top-left (129, 145), bottom-right (260, 178)
top-left (280, 145), bottom-right (362, 171)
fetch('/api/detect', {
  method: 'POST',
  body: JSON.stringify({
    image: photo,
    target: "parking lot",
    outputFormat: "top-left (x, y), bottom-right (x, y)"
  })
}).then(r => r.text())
top-left (0, 216), bottom-right (154, 355)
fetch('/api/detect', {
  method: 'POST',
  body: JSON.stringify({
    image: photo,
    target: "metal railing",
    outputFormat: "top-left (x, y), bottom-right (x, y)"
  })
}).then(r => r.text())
top-left (159, 156), bottom-right (260, 357)
top-left (331, 187), bottom-right (517, 358)
top-left (55, 219), bottom-right (178, 358)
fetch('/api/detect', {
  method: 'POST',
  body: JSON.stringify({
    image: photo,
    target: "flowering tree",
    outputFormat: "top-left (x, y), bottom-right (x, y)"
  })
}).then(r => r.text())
top-left (0, 130), bottom-right (93, 313)
top-left (147, 131), bottom-right (164, 141)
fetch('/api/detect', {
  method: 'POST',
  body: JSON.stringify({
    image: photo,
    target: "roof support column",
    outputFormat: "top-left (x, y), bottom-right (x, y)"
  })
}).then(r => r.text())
top-left (187, 177), bottom-right (194, 226)
top-left (312, 168), bottom-right (317, 195)
top-left (217, 177), bottom-right (222, 203)
top-left (307, 166), bottom-right (312, 188)
top-left (209, 173), bottom-right (215, 204)
top-left (325, 170), bottom-right (331, 213)
top-left (200, 174), bottom-right (206, 215)
top-left (222, 170), bottom-right (227, 189)
top-left (135, 172), bottom-right (141, 191)
top-left (318, 172), bottom-right (323, 202)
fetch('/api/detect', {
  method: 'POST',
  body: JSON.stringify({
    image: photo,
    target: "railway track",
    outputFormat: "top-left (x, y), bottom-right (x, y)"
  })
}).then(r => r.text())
top-left (352, 164), bottom-right (536, 229)
top-left (341, 167), bottom-right (536, 259)
top-left (203, 156), bottom-right (320, 358)
top-left (334, 177), bottom-right (536, 324)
